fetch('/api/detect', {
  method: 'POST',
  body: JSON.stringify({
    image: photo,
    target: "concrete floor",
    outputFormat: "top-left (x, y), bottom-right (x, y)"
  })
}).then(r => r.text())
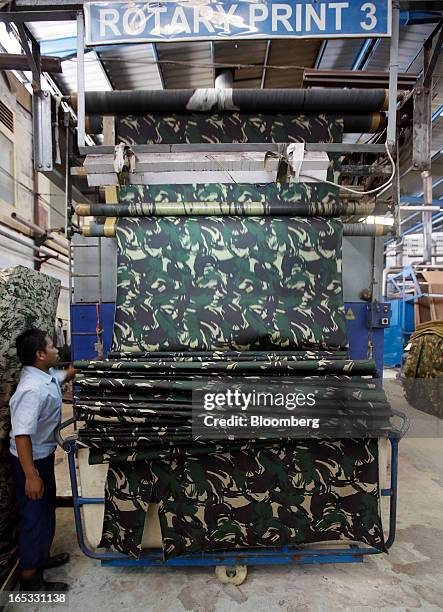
top-left (10, 375), bottom-right (443, 612)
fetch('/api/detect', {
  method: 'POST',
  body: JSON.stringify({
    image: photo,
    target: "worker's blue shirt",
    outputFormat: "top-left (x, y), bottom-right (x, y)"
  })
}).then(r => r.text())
top-left (9, 366), bottom-right (63, 460)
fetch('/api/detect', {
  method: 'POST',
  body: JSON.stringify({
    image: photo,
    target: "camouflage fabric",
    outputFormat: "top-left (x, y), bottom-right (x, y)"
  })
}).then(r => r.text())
top-left (117, 113), bottom-right (343, 146)
top-left (0, 266), bottom-right (60, 581)
top-left (118, 183), bottom-right (343, 217)
top-left (75, 373), bottom-right (379, 391)
top-left (403, 322), bottom-right (443, 418)
top-left (74, 360), bottom-right (394, 450)
top-left (99, 438), bottom-right (385, 560)
top-left (112, 217), bottom-right (347, 353)
top-left (106, 350), bottom-right (349, 360)
top-left (74, 359), bottom-right (377, 375)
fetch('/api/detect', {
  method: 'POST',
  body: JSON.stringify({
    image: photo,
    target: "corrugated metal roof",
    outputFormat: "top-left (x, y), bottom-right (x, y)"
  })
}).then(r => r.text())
top-left (317, 39), bottom-right (364, 70)
top-left (28, 20), bottom-right (76, 41)
top-left (57, 52), bottom-right (112, 94)
top-left (366, 24), bottom-right (436, 72)
top-left (98, 44), bottom-right (163, 90)
top-left (156, 42), bottom-right (213, 88)
top-left (265, 40), bottom-right (321, 88)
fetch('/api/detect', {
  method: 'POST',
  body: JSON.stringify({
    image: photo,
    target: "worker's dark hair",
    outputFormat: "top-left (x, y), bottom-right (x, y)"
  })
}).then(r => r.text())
top-left (16, 328), bottom-right (48, 366)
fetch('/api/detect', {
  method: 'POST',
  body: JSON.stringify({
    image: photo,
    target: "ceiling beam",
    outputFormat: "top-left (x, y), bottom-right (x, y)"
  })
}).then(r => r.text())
top-left (0, 10), bottom-right (77, 22)
top-left (210, 41), bottom-right (215, 88)
top-left (260, 40), bottom-right (271, 89)
top-left (0, 52), bottom-right (61, 72)
top-left (314, 41), bottom-right (327, 69)
top-left (151, 43), bottom-right (165, 89)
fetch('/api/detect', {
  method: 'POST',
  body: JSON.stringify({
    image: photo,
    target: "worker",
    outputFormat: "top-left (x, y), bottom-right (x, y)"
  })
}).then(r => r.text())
top-left (9, 328), bottom-right (77, 592)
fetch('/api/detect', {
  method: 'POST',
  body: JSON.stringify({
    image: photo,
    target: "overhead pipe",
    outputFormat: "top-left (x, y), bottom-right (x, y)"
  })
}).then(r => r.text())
top-left (387, 4), bottom-right (400, 149)
top-left (0, 227), bottom-right (68, 262)
top-left (81, 220), bottom-right (389, 238)
top-left (215, 69), bottom-right (234, 90)
top-left (11, 212), bottom-right (68, 252)
top-left (72, 89), bottom-right (389, 115)
top-left (11, 212), bottom-right (45, 236)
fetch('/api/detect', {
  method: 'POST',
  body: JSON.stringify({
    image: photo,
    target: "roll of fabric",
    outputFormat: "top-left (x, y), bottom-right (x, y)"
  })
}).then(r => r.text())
top-left (74, 358), bottom-right (377, 375)
top-left (117, 113), bottom-right (343, 145)
top-left (83, 89), bottom-right (387, 115)
top-left (106, 350), bottom-right (349, 360)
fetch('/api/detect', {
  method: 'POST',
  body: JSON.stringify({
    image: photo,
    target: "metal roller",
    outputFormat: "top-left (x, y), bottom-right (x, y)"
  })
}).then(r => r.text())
top-left (75, 202), bottom-right (375, 218)
top-left (81, 219), bottom-right (388, 238)
top-left (72, 88), bottom-right (389, 115)
top-left (342, 223), bottom-right (392, 236)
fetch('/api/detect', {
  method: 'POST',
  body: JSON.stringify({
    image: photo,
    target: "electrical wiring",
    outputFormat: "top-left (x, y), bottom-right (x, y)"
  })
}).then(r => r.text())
top-left (302, 141), bottom-right (395, 196)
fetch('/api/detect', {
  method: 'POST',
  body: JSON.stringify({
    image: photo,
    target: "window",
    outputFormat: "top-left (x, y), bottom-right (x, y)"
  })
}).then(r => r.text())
top-left (0, 130), bottom-right (15, 206)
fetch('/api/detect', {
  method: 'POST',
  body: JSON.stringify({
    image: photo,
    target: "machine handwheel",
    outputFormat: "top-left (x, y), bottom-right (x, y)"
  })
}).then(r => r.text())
top-left (215, 565), bottom-right (247, 585)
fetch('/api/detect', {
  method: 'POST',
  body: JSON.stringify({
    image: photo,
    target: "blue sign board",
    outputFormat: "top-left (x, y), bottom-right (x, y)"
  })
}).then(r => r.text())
top-left (85, 1), bottom-right (391, 45)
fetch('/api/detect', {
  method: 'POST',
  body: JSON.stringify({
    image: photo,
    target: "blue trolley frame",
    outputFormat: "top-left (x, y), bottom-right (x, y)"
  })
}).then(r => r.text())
top-left (57, 420), bottom-right (400, 570)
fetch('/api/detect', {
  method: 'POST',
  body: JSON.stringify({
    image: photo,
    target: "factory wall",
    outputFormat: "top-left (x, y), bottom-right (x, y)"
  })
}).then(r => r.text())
top-left (0, 72), bottom-right (70, 340)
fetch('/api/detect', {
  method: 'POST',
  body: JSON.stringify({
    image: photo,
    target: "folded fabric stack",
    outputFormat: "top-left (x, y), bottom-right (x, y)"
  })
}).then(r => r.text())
top-left (73, 353), bottom-right (396, 559)
top-left (0, 266), bottom-right (60, 585)
top-left (403, 320), bottom-right (443, 417)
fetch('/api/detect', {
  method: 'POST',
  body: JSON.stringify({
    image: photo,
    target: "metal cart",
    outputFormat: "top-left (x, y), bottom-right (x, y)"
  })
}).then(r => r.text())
top-left (56, 416), bottom-right (406, 585)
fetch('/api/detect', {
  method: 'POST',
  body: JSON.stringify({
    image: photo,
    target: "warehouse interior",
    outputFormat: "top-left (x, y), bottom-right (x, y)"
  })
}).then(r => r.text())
top-left (0, 0), bottom-right (442, 610)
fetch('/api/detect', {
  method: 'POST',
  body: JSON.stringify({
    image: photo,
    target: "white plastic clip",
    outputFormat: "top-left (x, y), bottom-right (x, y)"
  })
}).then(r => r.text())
top-left (113, 143), bottom-right (126, 174)
top-left (286, 143), bottom-right (305, 183)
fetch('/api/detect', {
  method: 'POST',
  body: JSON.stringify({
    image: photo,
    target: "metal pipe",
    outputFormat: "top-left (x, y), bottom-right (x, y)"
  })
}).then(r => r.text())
top-left (0, 227), bottom-right (68, 261)
top-left (422, 169), bottom-right (433, 262)
top-left (81, 221), bottom-right (390, 238)
top-left (341, 165), bottom-right (392, 177)
top-left (11, 212), bottom-right (68, 250)
top-left (387, 3), bottom-right (400, 149)
top-left (400, 205), bottom-right (441, 212)
top-left (215, 70), bottom-right (234, 89)
top-left (10, 212), bottom-right (45, 235)
top-left (76, 11), bottom-right (85, 148)
top-left (72, 89), bottom-right (389, 115)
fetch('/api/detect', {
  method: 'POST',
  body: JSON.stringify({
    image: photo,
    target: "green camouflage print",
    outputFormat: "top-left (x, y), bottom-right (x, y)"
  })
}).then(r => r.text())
top-left (403, 325), bottom-right (443, 418)
top-left (74, 359), bottom-right (377, 375)
top-left (106, 350), bottom-right (349, 360)
top-left (0, 266), bottom-right (60, 579)
top-left (117, 113), bottom-right (343, 145)
top-left (75, 373), bottom-right (381, 391)
top-left (112, 217), bottom-right (347, 353)
top-left (99, 438), bottom-right (385, 560)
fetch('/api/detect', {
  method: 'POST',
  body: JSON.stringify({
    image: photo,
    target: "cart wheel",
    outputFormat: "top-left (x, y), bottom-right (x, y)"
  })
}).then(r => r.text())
top-left (215, 565), bottom-right (247, 585)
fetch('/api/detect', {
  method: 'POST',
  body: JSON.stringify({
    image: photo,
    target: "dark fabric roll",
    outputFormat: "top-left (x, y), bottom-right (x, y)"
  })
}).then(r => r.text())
top-left (84, 89), bottom-right (387, 114)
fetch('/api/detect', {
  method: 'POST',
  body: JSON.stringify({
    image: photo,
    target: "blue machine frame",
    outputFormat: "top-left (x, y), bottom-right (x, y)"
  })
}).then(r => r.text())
top-left (71, 301), bottom-right (392, 378)
top-left (57, 419), bottom-right (399, 569)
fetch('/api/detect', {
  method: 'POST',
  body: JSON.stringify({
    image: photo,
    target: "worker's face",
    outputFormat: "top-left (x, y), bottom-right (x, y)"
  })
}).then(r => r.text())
top-left (36, 336), bottom-right (60, 368)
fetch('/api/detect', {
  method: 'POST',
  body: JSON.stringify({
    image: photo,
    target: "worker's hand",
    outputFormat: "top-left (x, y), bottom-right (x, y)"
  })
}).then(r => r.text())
top-left (25, 473), bottom-right (44, 500)
top-left (65, 366), bottom-right (79, 383)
